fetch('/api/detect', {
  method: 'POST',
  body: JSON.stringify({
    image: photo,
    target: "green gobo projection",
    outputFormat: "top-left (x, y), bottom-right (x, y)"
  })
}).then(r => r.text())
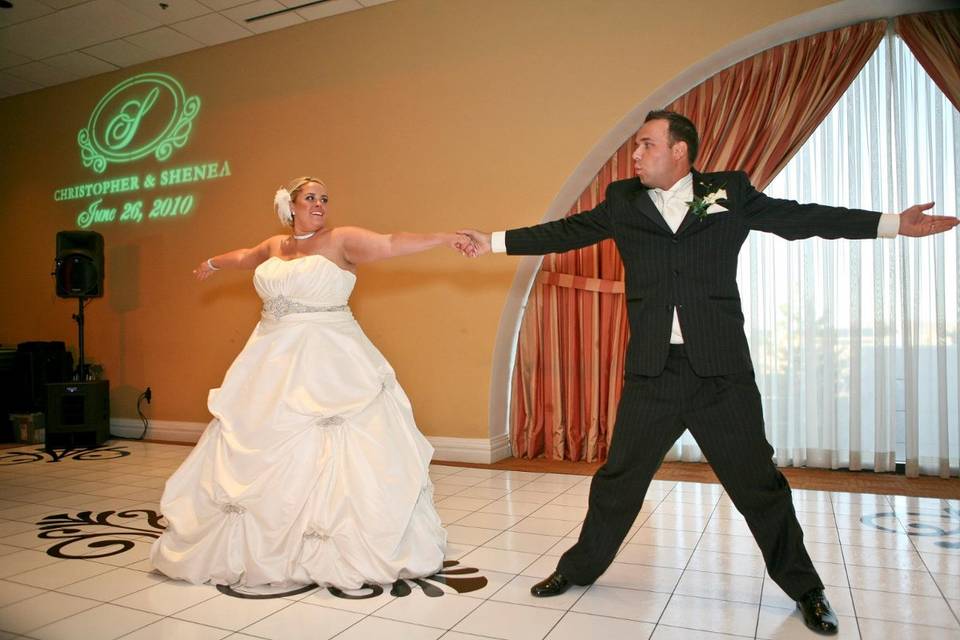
top-left (78, 73), bottom-right (200, 174)
top-left (55, 72), bottom-right (232, 228)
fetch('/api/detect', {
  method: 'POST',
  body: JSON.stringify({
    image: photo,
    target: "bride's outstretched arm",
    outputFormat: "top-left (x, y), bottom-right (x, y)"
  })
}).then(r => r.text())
top-left (193, 237), bottom-right (275, 280)
top-left (336, 227), bottom-right (472, 264)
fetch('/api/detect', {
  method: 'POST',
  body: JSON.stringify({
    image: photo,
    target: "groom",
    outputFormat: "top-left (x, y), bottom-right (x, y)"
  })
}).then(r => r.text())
top-left (459, 110), bottom-right (958, 635)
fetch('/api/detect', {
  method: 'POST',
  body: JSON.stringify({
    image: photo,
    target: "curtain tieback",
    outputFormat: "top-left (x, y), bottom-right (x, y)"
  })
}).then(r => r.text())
top-left (538, 271), bottom-right (625, 294)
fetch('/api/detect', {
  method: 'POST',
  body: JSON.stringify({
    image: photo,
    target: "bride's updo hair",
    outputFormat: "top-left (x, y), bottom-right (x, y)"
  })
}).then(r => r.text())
top-left (288, 176), bottom-right (325, 201)
top-left (274, 176), bottom-right (327, 227)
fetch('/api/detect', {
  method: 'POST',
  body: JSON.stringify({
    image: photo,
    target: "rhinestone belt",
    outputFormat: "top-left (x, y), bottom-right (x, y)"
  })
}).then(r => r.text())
top-left (263, 295), bottom-right (348, 317)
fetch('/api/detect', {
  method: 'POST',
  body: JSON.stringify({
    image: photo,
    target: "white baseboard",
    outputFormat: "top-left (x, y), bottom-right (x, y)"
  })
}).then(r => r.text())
top-left (110, 418), bottom-right (512, 464)
top-left (428, 433), bottom-right (512, 464)
top-left (111, 418), bottom-right (205, 443)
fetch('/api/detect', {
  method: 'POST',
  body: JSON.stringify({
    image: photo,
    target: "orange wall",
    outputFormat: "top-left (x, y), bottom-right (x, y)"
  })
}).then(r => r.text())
top-left (0, 0), bottom-right (835, 438)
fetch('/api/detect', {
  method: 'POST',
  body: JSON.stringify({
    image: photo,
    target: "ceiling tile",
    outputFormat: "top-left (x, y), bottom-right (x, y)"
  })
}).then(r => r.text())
top-left (223, 0), bottom-right (303, 34)
top-left (44, 50), bottom-right (117, 77)
top-left (5, 60), bottom-right (79, 86)
top-left (0, 69), bottom-right (43, 96)
top-left (117, 0), bottom-right (212, 25)
top-left (125, 25), bottom-right (203, 57)
top-left (82, 38), bottom-right (155, 67)
top-left (356, 0), bottom-right (395, 6)
top-left (1, 0), bottom-right (160, 59)
top-left (0, 1), bottom-right (55, 28)
top-left (295, 0), bottom-right (362, 21)
top-left (173, 12), bottom-right (252, 46)
top-left (197, 0), bottom-right (252, 10)
top-left (0, 47), bottom-right (32, 69)
top-left (40, 0), bottom-right (90, 9)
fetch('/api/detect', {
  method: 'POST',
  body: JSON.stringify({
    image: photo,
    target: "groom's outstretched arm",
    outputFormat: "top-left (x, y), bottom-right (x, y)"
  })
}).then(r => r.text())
top-left (459, 183), bottom-right (624, 257)
top-left (498, 200), bottom-right (614, 255)
top-left (459, 203), bottom-right (612, 257)
top-left (459, 208), bottom-right (613, 257)
top-left (735, 171), bottom-right (958, 240)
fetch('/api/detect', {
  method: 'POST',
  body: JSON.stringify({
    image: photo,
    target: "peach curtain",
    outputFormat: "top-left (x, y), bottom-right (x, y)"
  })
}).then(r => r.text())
top-left (511, 20), bottom-right (885, 461)
top-left (670, 19), bottom-right (886, 187)
top-left (895, 10), bottom-right (960, 112)
top-left (511, 146), bottom-right (632, 462)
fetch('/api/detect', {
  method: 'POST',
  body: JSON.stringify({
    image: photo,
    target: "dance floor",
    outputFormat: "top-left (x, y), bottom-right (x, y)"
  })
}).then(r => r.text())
top-left (0, 441), bottom-right (958, 639)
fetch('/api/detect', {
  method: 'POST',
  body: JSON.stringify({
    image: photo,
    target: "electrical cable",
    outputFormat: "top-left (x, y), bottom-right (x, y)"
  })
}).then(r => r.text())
top-left (135, 387), bottom-right (151, 440)
top-left (114, 387), bottom-right (151, 440)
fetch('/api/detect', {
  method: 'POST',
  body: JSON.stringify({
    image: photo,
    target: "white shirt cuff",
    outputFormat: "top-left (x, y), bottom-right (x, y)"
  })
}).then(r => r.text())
top-left (491, 231), bottom-right (507, 253)
top-left (877, 214), bottom-right (899, 238)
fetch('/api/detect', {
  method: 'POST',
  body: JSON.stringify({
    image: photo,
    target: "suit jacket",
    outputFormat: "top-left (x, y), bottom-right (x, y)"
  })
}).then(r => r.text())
top-left (505, 170), bottom-right (882, 376)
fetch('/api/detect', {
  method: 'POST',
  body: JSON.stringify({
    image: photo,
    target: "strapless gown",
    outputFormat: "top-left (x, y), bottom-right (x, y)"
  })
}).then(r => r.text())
top-left (151, 254), bottom-right (447, 590)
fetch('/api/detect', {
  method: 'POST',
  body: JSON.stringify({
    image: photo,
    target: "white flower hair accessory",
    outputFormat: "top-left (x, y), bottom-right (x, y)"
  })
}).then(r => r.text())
top-left (274, 187), bottom-right (293, 226)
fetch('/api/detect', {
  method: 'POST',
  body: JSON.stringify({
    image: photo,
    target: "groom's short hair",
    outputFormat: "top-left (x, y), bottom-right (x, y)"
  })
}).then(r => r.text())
top-left (644, 110), bottom-right (699, 164)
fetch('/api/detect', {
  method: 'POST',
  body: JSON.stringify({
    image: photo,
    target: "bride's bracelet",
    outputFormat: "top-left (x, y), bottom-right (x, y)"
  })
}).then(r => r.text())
top-left (207, 258), bottom-right (220, 271)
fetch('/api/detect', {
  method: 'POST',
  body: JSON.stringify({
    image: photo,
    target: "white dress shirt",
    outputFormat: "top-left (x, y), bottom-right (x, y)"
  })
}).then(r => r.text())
top-left (490, 175), bottom-right (899, 344)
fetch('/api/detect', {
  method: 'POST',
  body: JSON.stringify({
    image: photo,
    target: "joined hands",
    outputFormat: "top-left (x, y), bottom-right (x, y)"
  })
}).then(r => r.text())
top-left (452, 229), bottom-right (491, 257)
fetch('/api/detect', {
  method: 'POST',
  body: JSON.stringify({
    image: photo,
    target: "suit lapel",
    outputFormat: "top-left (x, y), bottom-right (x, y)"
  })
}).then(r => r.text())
top-left (631, 188), bottom-right (673, 235)
top-left (675, 170), bottom-right (707, 236)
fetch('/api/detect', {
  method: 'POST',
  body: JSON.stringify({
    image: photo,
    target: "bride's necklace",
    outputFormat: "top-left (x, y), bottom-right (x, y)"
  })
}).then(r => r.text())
top-left (292, 230), bottom-right (316, 240)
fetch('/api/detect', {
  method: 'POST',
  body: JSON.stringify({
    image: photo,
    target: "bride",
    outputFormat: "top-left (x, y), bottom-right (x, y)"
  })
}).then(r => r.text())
top-left (151, 176), bottom-right (465, 591)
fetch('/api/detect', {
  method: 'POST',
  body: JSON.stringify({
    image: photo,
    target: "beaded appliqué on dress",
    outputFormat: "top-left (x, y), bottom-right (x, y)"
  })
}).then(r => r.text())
top-left (303, 526), bottom-right (330, 541)
top-left (262, 295), bottom-right (348, 317)
top-left (317, 416), bottom-right (346, 427)
top-left (221, 503), bottom-right (246, 515)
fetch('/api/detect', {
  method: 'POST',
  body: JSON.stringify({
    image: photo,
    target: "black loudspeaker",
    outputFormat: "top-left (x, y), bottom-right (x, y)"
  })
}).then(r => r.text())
top-left (45, 380), bottom-right (110, 448)
top-left (55, 231), bottom-right (104, 298)
top-left (13, 341), bottom-right (73, 412)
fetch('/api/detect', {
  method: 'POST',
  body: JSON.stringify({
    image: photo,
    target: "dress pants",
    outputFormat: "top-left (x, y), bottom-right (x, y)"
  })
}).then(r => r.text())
top-left (556, 344), bottom-right (823, 601)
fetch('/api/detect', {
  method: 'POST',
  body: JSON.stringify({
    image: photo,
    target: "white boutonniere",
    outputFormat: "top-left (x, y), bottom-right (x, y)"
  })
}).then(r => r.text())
top-left (687, 184), bottom-right (728, 221)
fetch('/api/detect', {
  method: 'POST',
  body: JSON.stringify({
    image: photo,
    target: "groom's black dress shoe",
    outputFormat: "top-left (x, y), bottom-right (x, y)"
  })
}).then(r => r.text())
top-left (530, 571), bottom-right (571, 597)
top-left (797, 588), bottom-right (838, 635)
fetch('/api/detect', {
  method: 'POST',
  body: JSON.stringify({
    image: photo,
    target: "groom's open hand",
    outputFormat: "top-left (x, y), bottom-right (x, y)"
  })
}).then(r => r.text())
top-left (898, 202), bottom-right (959, 237)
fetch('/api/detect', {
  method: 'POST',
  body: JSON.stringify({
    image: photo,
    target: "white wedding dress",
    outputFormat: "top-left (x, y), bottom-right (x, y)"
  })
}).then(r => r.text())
top-left (151, 254), bottom-right (447, 590)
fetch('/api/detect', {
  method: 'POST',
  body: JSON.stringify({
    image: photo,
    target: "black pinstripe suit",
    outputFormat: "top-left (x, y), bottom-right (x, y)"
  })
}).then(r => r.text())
top-left (506, 170), bottom-right (881, 599)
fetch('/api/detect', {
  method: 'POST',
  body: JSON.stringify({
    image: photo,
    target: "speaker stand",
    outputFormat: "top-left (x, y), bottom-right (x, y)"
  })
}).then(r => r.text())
top-left (72, 297), bottom-right (88, 381)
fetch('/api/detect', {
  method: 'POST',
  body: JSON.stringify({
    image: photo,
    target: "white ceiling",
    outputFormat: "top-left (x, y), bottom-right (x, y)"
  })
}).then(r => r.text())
top-left (0, 0), bottom-right (396, 98)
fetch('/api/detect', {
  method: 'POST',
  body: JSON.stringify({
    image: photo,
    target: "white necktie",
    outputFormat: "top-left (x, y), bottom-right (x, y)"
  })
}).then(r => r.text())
top-left (654, 187), bottom-right (689, 233)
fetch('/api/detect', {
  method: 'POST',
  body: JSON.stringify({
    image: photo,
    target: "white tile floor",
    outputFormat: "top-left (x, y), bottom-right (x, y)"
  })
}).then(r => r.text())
top-left (0, 441), bottom-right (958, 638)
